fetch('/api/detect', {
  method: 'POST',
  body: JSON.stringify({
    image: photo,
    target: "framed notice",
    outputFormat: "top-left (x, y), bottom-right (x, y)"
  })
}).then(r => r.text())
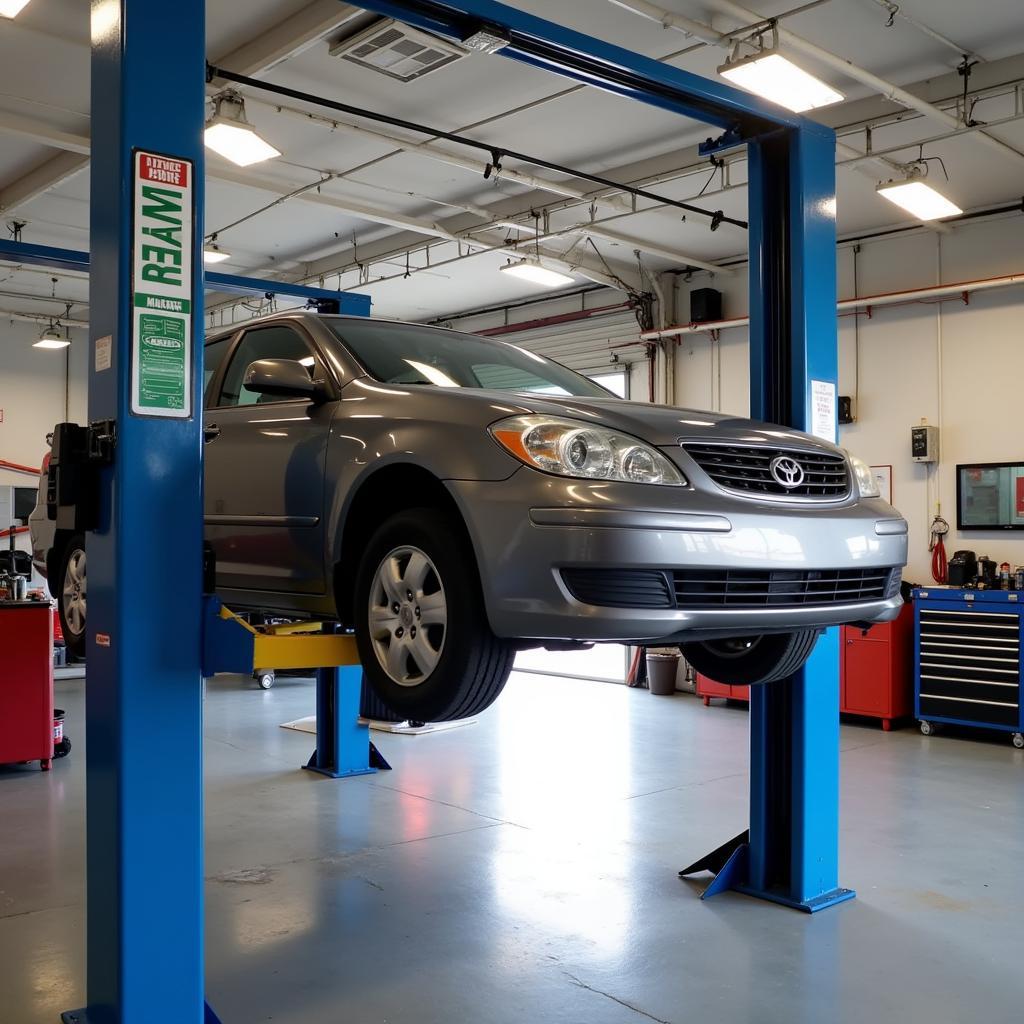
top-left (131, 150), bottom-right (194, 418)
top-left (871, 464), bottom-right (893, 504)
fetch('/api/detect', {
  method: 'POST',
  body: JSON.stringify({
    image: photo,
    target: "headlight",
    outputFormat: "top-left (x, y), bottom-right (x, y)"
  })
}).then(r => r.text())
top-left (849, 454), bottom-right (880, 498)
top-left (490, 415), bottom-right (686, 486)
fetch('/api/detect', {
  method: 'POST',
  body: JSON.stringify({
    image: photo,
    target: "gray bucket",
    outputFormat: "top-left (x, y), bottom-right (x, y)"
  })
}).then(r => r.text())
top-left (646, 653), bottom-right (679, 696)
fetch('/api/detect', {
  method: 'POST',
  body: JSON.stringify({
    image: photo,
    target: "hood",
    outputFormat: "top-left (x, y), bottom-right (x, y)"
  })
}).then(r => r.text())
top-left (472, 391), bottom-right (842, 453)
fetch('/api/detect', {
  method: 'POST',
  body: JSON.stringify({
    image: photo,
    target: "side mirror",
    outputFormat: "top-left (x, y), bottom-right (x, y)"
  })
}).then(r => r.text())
top-left (243, 358), bottom-right (328, 402)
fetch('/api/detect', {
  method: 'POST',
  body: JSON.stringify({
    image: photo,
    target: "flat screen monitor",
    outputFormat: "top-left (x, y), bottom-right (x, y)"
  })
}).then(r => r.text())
top-left (13, 486), bottom-right (36, 523)
top-left (957, 462), bottom-right (1024, 530)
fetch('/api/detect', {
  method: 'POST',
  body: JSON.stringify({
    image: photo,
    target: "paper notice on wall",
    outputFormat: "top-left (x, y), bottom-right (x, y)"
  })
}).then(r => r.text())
top-left (95, 334), bottom-right (112, 372)
top-left (810, 379), bottom-right (837, 443)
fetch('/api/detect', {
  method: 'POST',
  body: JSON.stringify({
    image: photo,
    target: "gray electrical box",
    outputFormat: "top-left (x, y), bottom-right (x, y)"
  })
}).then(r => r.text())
top-left (911, 424), bottom-right (939, 463)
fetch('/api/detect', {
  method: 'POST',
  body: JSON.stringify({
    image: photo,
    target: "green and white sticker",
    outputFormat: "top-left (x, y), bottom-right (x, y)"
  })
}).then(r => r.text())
top-left (131, 151), bottom-right (194, 417)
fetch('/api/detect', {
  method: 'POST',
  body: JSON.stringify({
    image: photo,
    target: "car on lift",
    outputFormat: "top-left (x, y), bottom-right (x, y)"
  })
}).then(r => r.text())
top-left (31, 311), bottom-right (907, 720)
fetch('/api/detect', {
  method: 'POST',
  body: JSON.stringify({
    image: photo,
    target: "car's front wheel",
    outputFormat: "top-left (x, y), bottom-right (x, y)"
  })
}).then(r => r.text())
top-left (58, 533), bottom-right (87, 659)
top-left (679, 630), bottom-right (820, 686)
top-left (354, 508), bottom-right (515, 722)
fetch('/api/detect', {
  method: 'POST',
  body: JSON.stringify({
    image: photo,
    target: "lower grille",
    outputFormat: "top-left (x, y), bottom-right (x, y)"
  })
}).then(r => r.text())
top-left (561, 568), bottom-right (673, 609)
top-left (683, 442), bottom-right (850, 499)
top-left (672, 568), bottom-right (897, 608)
top-left (561, 567), bottom-right (898, 610)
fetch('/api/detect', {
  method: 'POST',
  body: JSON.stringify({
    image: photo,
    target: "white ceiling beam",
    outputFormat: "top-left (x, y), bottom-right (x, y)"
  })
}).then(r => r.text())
top-left (0, 2), bottom-right (363, 215)
top-left (209, 1), bottom-right (364, 78)
top-left (0, 152), bottom-right (90, 214)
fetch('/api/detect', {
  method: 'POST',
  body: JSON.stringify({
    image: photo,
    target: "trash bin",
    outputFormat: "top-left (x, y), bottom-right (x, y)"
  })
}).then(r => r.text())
top-left (646, 651), bottom-right (679, 695)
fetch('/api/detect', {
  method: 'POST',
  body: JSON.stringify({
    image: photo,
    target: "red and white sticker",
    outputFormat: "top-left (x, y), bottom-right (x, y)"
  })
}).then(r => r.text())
top-left (96, 633), bottom-right (111, 648)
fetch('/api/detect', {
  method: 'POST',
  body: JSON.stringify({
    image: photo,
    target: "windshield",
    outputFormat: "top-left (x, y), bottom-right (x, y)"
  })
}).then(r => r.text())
top-left (325, 318), bottom-right (614, 399)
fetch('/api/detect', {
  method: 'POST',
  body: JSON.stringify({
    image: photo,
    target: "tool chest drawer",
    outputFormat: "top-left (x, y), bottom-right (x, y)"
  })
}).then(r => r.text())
top-left (914, 589), bottom-right (1024, 734)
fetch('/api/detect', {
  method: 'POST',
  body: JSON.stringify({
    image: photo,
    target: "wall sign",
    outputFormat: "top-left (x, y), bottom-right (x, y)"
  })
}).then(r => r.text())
top-left (131, 151), bottom-right (193, 418)
top-left (810, 379), bottom-right (837, 444)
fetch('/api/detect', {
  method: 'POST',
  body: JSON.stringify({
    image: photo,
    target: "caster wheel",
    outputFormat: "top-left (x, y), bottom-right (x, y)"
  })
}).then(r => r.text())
top-left (1012, 733), bottom-right (1024, 749)
top-left (256, 671), bottom-right (275, 690)
top-left (919, 720), bottom-right (935, 736)
top-left (54, 737), bottom-right (72, 759)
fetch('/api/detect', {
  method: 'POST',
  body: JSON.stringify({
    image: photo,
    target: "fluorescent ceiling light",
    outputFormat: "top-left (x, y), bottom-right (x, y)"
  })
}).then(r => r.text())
top-left (203, 245), bottom-right (231, 264)
top-left (876, 179), bottom-right (962, 221)
top-left (499, 259), bottom-right (574, 289)
top-left (34, 326), bottom-right (70, 350)
top-left (204, 93), bottom-right (280, 167)
top-left (0, 0), bottom-right (32, 18)
top-left (718, 52), bottom-right (843, 112)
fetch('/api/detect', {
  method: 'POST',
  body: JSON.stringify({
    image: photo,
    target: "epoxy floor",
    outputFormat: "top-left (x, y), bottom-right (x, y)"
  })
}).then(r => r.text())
top-left (3, 670), bottom-right (1023, 1023)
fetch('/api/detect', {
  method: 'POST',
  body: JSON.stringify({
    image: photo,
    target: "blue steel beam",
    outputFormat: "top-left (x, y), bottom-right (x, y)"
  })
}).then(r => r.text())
top-left (0, 238), bottom-right (370, 313)
top-left (354, 0), bottom-right (823, 139)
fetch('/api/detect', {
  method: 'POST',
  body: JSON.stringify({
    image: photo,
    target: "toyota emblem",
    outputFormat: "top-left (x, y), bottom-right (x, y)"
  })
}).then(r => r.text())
top-left (769, 455), bottom-right (805, 489)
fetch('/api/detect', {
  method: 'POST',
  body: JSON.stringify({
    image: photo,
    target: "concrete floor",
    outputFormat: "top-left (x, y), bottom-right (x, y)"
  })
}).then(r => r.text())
top-left (2, 670), bottom-right (1023, 1023)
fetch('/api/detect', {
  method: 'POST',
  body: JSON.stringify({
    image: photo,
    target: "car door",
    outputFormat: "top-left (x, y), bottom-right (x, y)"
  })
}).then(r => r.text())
top-left (203, 323), bottom-right (333, 596)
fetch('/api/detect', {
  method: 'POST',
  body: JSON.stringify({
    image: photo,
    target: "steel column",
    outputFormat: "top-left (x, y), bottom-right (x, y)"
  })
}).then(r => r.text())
top-left (63, 1), bottom-right (208, 1021)
top-left (688, 126), bottom-right (851, 912)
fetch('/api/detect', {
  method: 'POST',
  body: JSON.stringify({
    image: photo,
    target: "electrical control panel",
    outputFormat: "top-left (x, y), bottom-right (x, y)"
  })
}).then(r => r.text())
top-left (911, 424), bottom-right (939, 463)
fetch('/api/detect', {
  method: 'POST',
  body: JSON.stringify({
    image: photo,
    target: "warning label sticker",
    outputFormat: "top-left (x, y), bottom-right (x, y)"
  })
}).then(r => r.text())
top-left (131, 151), bottom-right (193, 417)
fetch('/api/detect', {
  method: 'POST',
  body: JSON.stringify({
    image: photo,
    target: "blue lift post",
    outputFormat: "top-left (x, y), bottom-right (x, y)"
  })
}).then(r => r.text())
top-left (63, 0), bottom-right (208, 1022)
top-left (357, 0), bottom-right (850, 913)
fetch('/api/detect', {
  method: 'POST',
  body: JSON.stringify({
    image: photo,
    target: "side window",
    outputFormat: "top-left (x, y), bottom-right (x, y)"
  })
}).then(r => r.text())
top-left (217, 326), bottom-right (317, 408)
top-left (203, 336), bottom-right (231, 405)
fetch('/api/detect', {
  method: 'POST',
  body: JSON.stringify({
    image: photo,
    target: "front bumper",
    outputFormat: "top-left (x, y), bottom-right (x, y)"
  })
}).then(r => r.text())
top-left (447, 471), bottom-right (907, 644)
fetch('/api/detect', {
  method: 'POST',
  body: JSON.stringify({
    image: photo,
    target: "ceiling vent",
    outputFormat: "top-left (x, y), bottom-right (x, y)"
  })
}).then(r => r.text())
top-left (329, 19), bottom-right (465, 82)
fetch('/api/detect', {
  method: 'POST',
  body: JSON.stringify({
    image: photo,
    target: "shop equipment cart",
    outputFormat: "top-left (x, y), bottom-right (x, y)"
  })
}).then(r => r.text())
top-left (914, 587), bottom-right (1024, 747)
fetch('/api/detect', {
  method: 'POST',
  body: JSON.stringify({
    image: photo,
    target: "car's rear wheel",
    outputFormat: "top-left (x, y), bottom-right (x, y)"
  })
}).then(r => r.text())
top-left (354, 508), bottom-right (515, 722)
top-left (58, 533), bottom-right (87, 659)
top-left (679, 630), bottom-right (820, 686)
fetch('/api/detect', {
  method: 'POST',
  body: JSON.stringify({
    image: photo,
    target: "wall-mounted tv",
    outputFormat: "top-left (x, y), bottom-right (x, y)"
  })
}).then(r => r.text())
top-left (957, 462), bottom-right (1024, 530)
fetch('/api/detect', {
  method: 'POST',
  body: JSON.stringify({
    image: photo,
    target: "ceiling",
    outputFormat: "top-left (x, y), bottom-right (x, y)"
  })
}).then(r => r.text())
top-left (1, 0), bottom-right (1023, 329)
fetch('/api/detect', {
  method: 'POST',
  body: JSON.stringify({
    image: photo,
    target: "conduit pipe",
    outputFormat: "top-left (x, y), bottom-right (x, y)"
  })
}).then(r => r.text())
top-left (0, 459), bottom-right (41, 476)
top-left (640, 271), bottom-right (1024, 339)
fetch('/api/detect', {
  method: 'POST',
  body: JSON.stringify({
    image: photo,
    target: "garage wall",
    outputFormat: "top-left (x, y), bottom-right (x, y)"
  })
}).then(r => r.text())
top-left (0, 321), bottom-right (88, 490)
top-left (672, 212), bottom-right (1024, 582)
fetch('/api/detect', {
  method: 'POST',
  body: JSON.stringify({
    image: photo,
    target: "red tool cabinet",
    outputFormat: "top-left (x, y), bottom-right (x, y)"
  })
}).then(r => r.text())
top-left (696, 674), bottom-right (749, 704)
top-left (840, 600), bottom-right (914, 730)
top-left (0, 602), bottom-right (55, 770)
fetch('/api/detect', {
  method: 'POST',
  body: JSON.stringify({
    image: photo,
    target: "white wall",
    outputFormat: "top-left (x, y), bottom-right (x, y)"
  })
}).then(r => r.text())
top-left (0, 319), bottom-right (88, 512)
top-left (672, 212), bottom-right (1024, 582)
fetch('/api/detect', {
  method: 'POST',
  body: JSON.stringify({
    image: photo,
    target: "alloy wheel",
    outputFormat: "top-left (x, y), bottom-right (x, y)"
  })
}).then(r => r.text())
top-left (368, 545), bottom-right (446, 686)
top-left (63, 547), bottom-right (87, 636)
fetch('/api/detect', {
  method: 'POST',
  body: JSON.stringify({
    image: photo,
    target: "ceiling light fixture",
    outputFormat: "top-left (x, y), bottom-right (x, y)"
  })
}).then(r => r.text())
top-left (203, 240), bottom-right (231, 264)
top-left (500, 258), bottom-right (574, 289)
top-left (204, 91), bottom-right (281, 167)
top-left (717, 25), bottom-right (842, 113)
top-left (34, 324), bottom-right (70, 350)
top-left (0, 0), bottom-right (32, 18)
top-left (876, 169), bottom-right (962, 222)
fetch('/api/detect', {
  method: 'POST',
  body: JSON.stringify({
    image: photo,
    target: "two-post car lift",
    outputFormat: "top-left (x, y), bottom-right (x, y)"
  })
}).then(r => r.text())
top-left (56, 0), bottom-right (850, 1019)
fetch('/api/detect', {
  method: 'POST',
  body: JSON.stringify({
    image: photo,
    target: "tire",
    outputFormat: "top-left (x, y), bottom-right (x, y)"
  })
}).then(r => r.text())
top-left (353, 508), bottom-right (515, 722)
top-left (57, 533), bottom-right (87, 659)
top-left (679, 630), bottom-right (820, 687)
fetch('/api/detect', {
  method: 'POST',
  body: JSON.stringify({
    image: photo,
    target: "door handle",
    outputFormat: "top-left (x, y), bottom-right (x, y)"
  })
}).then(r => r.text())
top-left (203, 423), bottom-right (221, 443)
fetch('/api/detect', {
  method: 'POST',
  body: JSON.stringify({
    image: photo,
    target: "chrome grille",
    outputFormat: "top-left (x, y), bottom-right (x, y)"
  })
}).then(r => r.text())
top-left (682, 442), bottom-right (850, 498)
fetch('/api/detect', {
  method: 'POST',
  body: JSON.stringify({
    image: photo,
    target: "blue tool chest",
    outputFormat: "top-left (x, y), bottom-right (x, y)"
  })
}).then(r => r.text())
top-left (913, 587), bottom-right (1024, 745)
